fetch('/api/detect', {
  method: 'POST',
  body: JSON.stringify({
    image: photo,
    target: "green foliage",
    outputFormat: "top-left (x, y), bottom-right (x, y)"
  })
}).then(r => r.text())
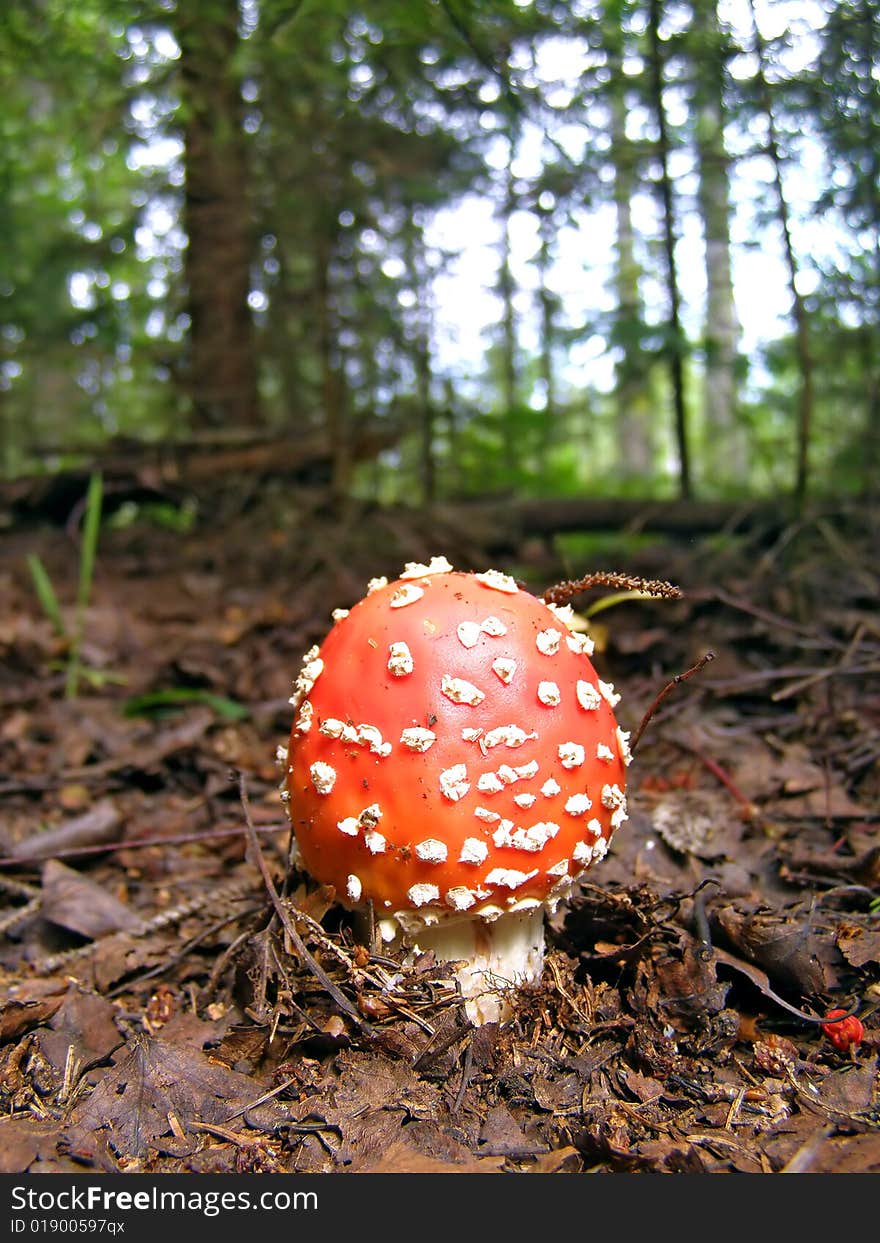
top-left (25, 554), bottom-right (67, 639)
top-left (122, 689), bottom-right (249, 721)
top-left (106, 497), bottom-right (199, 533)
top-left (26, 473), bottom-right (110, 698)
top-left (0, 1), bottom-right (878, 503)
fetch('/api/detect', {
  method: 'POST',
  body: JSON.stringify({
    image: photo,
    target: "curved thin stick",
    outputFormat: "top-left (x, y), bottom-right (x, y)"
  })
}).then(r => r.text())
top-left (630, 651), bottom-right (716, 755)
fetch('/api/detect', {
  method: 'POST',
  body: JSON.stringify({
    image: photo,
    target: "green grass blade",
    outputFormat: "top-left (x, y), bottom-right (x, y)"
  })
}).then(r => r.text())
top-left (26, 553), bottom-right (67, 638)
top-left (123, 689), bottom-right (250, 720)
top-left (65, 472), bottom-right (103, 699)
top-left (77, 472), bottom-right (103, 613)
top-left (584, 589), bottom-right (655, 619)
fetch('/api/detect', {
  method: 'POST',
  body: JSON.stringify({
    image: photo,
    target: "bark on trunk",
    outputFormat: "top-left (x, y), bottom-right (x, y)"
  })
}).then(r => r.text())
top-left (404, 221), bottom-right (436, 504)
top-left (607, 18), bottom-right (653, 480)
top-left (314, 229), bottom-right (349, 497)
top-left (536, 211), bottom-right (558, 480)
top-left (748, 0), bottom-right (815, 506)
top-left (692, 2), bottom-right (745, 482)
top-left (648, 0), bottom-right (691, 498)
top-left (498, 137), bottom-right (518, 453)
top-left (174, 1), bottom-right (260, 429)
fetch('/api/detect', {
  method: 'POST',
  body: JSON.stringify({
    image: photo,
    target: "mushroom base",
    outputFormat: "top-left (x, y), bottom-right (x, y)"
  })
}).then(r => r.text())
top-left (407, 907), bottom-right (546, 1025)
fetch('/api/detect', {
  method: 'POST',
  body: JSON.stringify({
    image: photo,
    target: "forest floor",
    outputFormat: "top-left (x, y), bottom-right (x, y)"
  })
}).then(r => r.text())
top-left (0, 488), bottom-right (878, 1175)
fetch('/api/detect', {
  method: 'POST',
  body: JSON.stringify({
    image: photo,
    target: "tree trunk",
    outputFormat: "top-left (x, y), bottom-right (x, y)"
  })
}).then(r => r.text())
top-left (648, 0), bottom-right (691, 498)
top-left (498, 135), bottom-right (518, 453)
top-left (692, 1), bottom-right (745, 484)
top-left (314, 228), bottom-right (349, 497)
top-left (747, 0), bottom-right (815, 506)
top-left (403, 219), bottom-right (436, 504)
top-left (607, 14), bottom-right (653, 481)
top-left (857, 0), bottom-right (880, 499)
top-left (536, 209), bottom-right (558, 481)
top-left (174, 0), bottom-right (260, 429)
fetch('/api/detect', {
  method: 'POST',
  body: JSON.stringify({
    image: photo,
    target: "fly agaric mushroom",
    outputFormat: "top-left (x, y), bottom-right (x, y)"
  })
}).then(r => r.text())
top-left (281, 557), bottom-right (629, 1024)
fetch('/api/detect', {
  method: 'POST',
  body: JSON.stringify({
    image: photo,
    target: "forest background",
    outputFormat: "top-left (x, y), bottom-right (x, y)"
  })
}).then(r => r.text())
top-left (2, 0), bottom-right (878, 513)
top-left (1, 0), bottom-right (880, 1180)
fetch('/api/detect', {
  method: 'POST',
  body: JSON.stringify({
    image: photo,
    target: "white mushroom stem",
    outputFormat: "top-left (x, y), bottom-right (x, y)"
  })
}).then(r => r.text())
top-left (410, 907), bottom-right (546, 1025)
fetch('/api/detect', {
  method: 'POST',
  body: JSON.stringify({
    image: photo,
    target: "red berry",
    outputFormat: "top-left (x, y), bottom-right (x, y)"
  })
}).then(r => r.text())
top-left (821, 1008), bottom-right (864, 1052)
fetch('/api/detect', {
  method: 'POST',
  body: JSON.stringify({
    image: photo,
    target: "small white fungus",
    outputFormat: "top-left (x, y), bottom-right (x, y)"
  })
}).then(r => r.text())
top-left (310, 761), bottom-right (336, 794)
top-left (537, 680), bottom-right (561, 706)
top-left (400, 556), bottom-right (454, 579)
top-left (576, 681), bottom-right (602, 711)
top-left (439, 763), bottom-right (470, 802)
top-left (572, 841), bottom-right (594, 866)
top-left (558, 742), bottom-right (586, 769)
top-left (400, 727), bottom-right (436, 752)
top-left (475, 569), bottom-right (519, 594)
top-left (390, 583), bottom-right (424, 609)
top-left (446, 886), bottom-right (477, 911)
top-left (415, 838), bottom-right (448, 863)
top-left (408, 883), bottom-right (440, 907)
top-left (387, 641), bottom-right (414, 677)
top-left (441, 675), bottom-right (485, 706)
top-left (601, 783), bottom-right (626, 810)
top-left (484, 867), bottom-right (538, 890)
top-left (482, 724), bottom-right (536, 749)
top-left (491, 658), bottom-right (517, 685)
top-left (459, 838), bottom-right (489, 864)
top-left (456, 621), bottom-right (482, 649)
top-left (535, 628), bottom-right (562, 656)
top-left (566, 632), bottom-right (595, 656)
top-left (598, 680), bottom-right (621, 708)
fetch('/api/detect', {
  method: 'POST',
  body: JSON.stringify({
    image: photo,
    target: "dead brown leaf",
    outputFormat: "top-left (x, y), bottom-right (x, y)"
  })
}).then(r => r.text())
top-left (359, 1140), bottom-right (505, 1173)
top-left (836, 922), bottom-right (880, 968)
top-left (40, 859), bottom-right (145, 939)
top-left (66, 1035), bottom-right (294, 1162)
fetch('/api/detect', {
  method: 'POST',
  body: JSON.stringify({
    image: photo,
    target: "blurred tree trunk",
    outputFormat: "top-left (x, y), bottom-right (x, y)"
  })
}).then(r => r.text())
top-left (314, 225), bottom-right (349, 496)
top-left (498, 130), bottom-right (519, 453)
top-left (536, 204), bottom-right (558, 481)
top-left (692, 1), bottom-right (745, 484)
top-left (606, 8), bottom-right (652, 481)
top-left (747, 0), bottom-right (814, 506)
top-left (647, 0), bottom-right (691, 498)
top-left (814, 0), bottom-right (880, 499)
top-left (854, 0), bottom-right (880, 499)
top-left (174, 0), bottom-right (260, 429)
top-left (403, 216), bottom-right (436, 504)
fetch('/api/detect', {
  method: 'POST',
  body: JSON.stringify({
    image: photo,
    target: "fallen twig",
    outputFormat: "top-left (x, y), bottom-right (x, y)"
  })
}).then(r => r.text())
top-left (238, 772), bottom-right (376, 1038)
top-left (630, 652), bottom-right (716, 755)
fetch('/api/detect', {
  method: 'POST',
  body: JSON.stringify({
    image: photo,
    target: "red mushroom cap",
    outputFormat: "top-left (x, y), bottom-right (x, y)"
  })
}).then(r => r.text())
top-left (283, 559), bottom-right (629, 929)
